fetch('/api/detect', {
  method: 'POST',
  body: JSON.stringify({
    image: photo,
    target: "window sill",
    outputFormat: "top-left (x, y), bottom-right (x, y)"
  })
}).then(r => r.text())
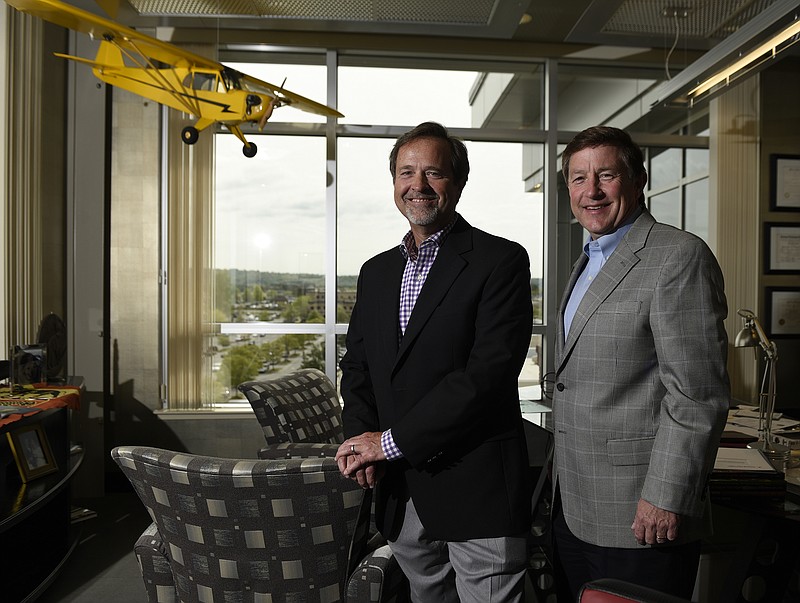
top-left (154, 405), bottom-right (255, 419)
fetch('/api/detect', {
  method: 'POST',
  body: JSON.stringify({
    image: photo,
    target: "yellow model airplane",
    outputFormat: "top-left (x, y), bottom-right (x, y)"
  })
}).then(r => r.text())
top-left (5, 0), bottom-right (343, 157)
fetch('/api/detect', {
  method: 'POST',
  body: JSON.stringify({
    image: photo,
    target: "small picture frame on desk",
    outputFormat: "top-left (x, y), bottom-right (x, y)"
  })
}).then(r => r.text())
top-left (9, 344), bottom-right (48, 389)
top-left (6, 421), bottom-right (58, 482)
top-left (770, 154), bottom-right (800, 211)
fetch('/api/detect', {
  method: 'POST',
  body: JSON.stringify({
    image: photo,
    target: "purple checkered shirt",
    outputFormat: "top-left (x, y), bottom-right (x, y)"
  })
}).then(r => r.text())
top-left (381, 216), bottom-right (457, 461)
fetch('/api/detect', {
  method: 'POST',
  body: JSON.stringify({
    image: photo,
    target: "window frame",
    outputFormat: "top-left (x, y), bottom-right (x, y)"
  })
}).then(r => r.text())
top-left (159, 50), bottom-right (710, 409)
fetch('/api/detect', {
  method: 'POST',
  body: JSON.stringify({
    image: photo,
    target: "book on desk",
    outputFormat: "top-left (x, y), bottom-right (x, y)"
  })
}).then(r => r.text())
top-left (711, 447), bottom-right (786, 501)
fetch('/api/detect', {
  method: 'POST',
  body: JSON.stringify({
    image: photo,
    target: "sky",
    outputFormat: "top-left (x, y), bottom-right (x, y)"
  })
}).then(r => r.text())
top-left (214, 64), bottom-right (544, 278)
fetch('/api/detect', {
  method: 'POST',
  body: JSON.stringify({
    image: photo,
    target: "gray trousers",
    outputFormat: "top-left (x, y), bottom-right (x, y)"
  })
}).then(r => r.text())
top-left (388, 498), bottom-right (528, 603)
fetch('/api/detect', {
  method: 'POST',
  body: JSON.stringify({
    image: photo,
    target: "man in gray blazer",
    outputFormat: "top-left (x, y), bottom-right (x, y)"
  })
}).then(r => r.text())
top-left (552, 126), bottom-right (730, 600)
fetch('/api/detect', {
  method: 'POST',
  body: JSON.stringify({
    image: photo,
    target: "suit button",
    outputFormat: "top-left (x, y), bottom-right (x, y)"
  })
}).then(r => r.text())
top-left (556, 383), bottom-right (565, 392)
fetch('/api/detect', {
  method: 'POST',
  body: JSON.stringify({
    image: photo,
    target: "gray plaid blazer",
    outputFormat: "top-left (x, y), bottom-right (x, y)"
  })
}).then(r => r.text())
top-left (552, 210), bottom-right (730, 548)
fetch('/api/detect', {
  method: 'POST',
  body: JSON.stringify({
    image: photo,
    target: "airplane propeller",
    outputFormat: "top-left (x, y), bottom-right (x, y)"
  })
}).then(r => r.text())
top-left (258, 77), bottom-right (288, 131)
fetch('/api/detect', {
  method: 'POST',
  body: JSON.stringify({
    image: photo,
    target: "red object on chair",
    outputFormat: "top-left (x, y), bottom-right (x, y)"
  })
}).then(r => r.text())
top-left (578, 578), bottom-right (691, 603)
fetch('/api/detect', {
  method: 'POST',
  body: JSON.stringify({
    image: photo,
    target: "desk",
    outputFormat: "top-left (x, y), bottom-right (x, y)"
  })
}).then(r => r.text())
top-left (704, 445), bottom-right (800, 602)
top-left (1, 397), bottom-right (84, 602)
top-left (0, 384), bottom-right (81, 429)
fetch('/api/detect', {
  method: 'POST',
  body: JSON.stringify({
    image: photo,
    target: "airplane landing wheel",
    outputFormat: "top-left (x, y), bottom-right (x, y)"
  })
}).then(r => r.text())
top-left (242, 142), bottom-right (258, 158)
top-left (181, 126), bottom-right (199, 145)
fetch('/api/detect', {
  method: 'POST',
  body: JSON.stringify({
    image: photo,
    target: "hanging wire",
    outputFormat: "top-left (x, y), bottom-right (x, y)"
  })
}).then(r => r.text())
top-left (664, 9), bottom-right (681, 81)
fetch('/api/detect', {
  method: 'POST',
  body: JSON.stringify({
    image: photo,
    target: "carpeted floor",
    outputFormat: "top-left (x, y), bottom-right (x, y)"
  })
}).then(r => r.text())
top-left (37, 491), bottom-right (152, 603)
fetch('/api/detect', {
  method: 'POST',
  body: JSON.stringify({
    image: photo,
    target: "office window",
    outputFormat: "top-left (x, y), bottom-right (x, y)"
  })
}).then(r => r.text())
top-left (684, 179), bottom-right (709, 240)
top-left (649, 148), bottom-right (682, 191)
top-left (336, 136), bottom-right (399, 297)
top-left (645, 146), bottom-right (710, 240)
top-left (649, 188), bottom-right (681, 228)
top-left (214, 134), bottom-right (327, 323)
top-left (339, 64), bottom-right (544, 129)
top-left (556, 64), bottom-right (658, 132)
top-left (198, 58), bottom-right (546, 406)
top-left (163, 54), bottom-right (708, 409)
top-left (686, 148), bottom-right (709, 179)
top-left (339, 67), bottom-right (475, 127)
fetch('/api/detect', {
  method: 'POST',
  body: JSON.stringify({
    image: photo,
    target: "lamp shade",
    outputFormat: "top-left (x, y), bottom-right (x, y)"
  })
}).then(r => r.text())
top-left (734, 324), bottom-right (760, 348)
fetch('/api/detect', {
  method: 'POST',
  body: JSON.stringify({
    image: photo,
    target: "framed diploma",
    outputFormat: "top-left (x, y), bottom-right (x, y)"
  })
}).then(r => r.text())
top-left (770, 154), bottom-right (800, 211)
top-left (764, 223), bottom-right (800, 274)
top-left (765, 287), bottom-right (800, 337)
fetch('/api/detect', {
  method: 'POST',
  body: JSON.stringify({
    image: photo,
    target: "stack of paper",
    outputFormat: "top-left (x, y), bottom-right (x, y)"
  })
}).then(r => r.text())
top-left (711, 447), bottom-right (786, 501)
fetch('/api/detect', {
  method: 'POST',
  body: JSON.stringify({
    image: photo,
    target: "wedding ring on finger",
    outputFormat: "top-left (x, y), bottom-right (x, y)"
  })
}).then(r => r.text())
top-left (350, 444), bottom-right (355, 453)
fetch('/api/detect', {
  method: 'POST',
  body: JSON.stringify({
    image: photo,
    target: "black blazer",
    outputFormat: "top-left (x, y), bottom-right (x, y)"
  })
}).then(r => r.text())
top-left (340, 216), bottom-right (533, 541)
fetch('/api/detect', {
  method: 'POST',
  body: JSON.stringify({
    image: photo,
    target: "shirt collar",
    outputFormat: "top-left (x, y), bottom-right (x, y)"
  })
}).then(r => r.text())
top-left (582, 206), bottom-right (642, 259)
top-left (400, 213), bottom-right (459, 260)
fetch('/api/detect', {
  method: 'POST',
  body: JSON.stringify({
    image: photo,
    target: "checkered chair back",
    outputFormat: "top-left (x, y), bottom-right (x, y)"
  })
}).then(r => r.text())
top-left (238, 368), bottom-right (344, 445)
top-left (112, 446), bottom-right (364, 603)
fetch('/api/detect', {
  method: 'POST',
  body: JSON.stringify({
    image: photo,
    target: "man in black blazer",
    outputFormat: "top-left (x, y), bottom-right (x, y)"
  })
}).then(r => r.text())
top-left (335, 122), bottom-right (533, 603)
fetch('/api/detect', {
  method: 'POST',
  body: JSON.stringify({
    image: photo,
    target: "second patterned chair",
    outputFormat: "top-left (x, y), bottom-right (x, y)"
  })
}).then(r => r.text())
top-left (238, 368), bottom-right (344, 454)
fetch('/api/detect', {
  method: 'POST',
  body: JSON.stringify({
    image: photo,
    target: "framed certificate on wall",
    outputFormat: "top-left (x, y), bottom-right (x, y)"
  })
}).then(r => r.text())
top-left (770, 154), bottom-right (800, 211)
top-left (764, 223), bottom-right (800, 274)
top-left (765, 287), bottom-right (800, 337)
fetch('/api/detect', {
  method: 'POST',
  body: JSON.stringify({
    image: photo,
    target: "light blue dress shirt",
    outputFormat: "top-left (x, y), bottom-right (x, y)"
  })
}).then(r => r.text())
top-left (564, 209), bottom-right (641, 337)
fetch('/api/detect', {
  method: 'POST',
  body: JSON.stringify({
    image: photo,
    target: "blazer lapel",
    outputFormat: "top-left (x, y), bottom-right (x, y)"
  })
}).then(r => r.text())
top-left (557, 212), bottom-right (655, 372)
top-left (556, 254), bottom-right (587, 363)
top-left (393, 218), bottom-right (471, 373)
top-left (375, 252), bottom-right (406, 357)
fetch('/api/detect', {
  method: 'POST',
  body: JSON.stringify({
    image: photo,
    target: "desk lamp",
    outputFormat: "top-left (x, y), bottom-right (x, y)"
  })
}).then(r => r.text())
top-left (734, 308), bottom-right (789, 467)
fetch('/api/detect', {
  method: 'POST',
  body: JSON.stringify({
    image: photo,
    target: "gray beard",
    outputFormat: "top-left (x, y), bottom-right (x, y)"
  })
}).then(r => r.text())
top-left (404, 204), bottom-right (439, 226)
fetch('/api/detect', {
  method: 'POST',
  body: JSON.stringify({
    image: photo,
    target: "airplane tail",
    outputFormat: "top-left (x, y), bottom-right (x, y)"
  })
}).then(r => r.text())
top-left (95, 41), bottom-right (125, 67)
top-left (54, 41), bottom-right (125, 70)
top-left (53, 52), bottom-right (102, 68)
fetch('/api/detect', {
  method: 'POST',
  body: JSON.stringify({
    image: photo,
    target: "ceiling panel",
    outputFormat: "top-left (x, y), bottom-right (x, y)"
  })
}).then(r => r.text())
top-left (129, 0), bottom-right (500, 22)
top-left (569, 0), bottom-right (784, 50)
top-left (115, 0), bottom-right (788, 49)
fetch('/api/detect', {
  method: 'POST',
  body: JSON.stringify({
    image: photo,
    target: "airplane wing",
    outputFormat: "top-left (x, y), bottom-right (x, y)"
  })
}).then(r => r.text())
top-left (7, 0), bottom-right (344, 119)
top-left (5, 0), bottom-right (232, 70)
top-left (239, 73), bottom-right (345, 118)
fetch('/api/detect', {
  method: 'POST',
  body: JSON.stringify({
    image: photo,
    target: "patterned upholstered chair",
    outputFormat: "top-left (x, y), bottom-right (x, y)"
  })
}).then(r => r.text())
top-left (237, 369), bottom-right (409, 603)
top-left (238, 368), bottom-right (344, 455)
top-left (113, 446), bottom-right (408, 603)
top-left (133, 522), bottom-right (177, 602)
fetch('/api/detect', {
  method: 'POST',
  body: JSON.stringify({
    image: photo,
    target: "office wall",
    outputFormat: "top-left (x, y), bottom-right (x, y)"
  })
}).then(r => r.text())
top-left (41, 25), bottom-right (67, 321)
top-left (715, 58), bottom-right (800, 411)
top-left (713, 77), bottom-right (761, 404)
top-left (3, 19), bottom-right (67, 345)
top-left (107, 87), bottom-right (163, 448)
top-left (760, 58), bottom-right (800, 411)
top-left (66, 32), bottom-right (107, 497)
